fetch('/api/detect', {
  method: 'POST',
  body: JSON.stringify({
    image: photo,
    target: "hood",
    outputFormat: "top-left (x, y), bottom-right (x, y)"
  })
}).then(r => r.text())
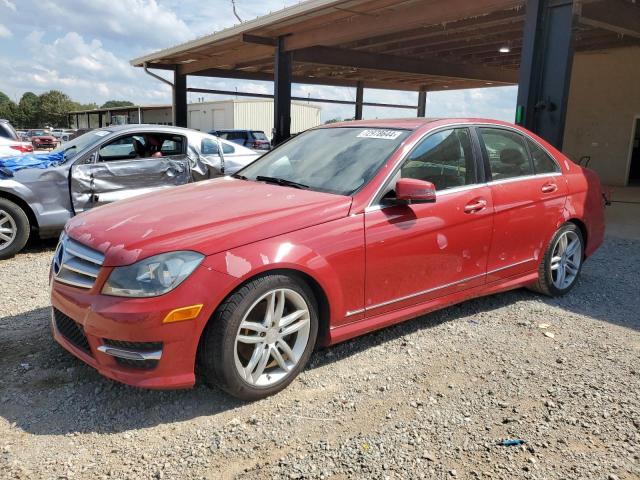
top-left (66, 177), bottom-right (353, 266)
top-left (33, 135), bottom-right (56, 141)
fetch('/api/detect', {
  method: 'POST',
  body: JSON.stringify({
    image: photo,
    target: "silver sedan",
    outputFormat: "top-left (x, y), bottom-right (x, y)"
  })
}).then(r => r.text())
top-left (0, 124), bottom-right (261, 258)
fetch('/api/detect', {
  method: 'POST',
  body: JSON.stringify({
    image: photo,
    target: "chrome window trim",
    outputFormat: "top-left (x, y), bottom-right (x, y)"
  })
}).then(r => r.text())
top-left (486, 171), bottom-right (562, 186)
top-left (366, 122), bottom-right (562, 209)
top-left (345, 257), bottom-right (538, 316)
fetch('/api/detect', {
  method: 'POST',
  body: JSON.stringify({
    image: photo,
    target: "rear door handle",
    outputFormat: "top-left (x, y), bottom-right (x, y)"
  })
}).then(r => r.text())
top-left (464, 198), bottom-right (487, 214)
top-left (541, 183), bottom-right (558, 193)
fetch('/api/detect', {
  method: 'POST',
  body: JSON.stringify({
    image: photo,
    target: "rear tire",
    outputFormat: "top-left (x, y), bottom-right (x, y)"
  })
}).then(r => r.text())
top-left (531, 223), bottom-right (584, 297)
top-left (0, 198), bottom-right (30, 260)
top-left (199, 274), bottom-right (318, 401)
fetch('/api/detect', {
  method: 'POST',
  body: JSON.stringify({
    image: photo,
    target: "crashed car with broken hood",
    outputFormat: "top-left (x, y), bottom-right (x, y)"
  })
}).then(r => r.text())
top-left (0, 124), bottom-right (261, 259)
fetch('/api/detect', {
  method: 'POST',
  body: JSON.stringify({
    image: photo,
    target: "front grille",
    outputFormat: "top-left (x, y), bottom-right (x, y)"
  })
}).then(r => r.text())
top-left (53, 308), bottom-right (92, 355)
top-left (103, 339), bottom-right (162, 370)
top-left (52, 233), bottom-right (104, 289)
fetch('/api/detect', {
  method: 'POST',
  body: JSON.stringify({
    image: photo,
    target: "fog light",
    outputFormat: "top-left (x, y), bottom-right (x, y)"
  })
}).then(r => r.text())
top-left (163, 304), bottom-right (203, 323)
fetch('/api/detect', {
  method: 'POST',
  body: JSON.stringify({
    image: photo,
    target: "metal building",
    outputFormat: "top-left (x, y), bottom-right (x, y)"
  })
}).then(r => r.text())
top-left (130, 0), bottom-right (640, 186)
top-left (69, 99), bottom-right (321, 135)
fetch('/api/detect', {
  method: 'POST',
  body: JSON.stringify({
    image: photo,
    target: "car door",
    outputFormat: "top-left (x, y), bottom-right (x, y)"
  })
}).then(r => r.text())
top-left (477, 126), bottom-right (568, 282)
top-left (364, 127), bottom-right (494, 318)
top-left (69, 132), bottom-right (191, 213)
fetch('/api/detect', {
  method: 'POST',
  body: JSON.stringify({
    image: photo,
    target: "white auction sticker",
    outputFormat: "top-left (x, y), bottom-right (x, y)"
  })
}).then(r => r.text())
top-left (93, 130), bottom-right (110, 137)
top-left (357, 129), bottom-right (402, 140)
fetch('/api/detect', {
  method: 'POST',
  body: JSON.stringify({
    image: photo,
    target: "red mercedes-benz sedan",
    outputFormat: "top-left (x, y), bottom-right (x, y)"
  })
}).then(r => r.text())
top-left (50, 118), bottom-right (605, 400)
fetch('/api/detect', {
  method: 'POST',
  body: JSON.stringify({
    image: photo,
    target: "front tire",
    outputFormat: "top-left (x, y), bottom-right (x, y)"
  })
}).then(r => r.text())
top-left (0, 198), bottom-right (30, 260)
top-left (532, 223), bottom-right (584, 297)
top-left (199, 274), bottom-right (319, 400)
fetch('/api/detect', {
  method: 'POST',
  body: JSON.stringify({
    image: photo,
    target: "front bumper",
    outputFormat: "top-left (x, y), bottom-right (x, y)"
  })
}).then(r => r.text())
top-left (50, 262), bottom-right (237, 389)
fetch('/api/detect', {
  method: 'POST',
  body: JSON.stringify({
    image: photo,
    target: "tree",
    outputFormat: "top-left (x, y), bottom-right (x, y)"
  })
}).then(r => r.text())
top-left (38, 90), bottom-right (77, 128)
top-left (17, 92), bottom-right (39, 128)
top-left (101, 100), bottom-right (134, 109)
top-left (0, 91), bottom-right (18, 125)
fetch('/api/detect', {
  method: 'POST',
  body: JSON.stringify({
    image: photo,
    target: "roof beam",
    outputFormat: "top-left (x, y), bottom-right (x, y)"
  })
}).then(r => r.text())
top-left (242, 34), bottom-right (276, 46)
top-left (282, 0), bottom-right (523, 51)
top-left (580, 0), bottom-right (640, 39)
top-left (292, 45), bottom-right (518, 84)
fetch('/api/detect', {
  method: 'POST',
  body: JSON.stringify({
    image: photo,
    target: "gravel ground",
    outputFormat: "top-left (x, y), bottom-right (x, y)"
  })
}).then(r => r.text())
top-left (0, 235), bottom-right (638, 480)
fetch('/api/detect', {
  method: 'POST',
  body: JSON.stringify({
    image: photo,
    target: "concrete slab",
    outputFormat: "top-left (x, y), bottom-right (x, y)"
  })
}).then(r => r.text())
top-left (604, 186), bottom-right (640, 240)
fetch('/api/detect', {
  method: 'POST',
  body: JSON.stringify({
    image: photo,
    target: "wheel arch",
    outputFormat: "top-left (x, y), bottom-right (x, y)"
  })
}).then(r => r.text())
top-left (0, 190), bottom-right (39, 231)
top-left (198, 266), bottom-right (332, 357)
top-left (566, 218), bottom-right (588, 254)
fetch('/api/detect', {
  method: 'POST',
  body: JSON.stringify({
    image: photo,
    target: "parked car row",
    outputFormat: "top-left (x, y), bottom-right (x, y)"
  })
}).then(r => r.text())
top-left (0, 119), bottom-right (34, 157)
top-left (209, 129), bottom-right (272, 150)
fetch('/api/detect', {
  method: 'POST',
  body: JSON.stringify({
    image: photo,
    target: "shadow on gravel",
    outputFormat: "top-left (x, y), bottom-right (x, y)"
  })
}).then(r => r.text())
top-left (0, 238), bottom-right (636, 436)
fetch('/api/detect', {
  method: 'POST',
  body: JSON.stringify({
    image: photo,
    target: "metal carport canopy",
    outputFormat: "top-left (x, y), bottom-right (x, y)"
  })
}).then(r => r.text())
top-left (130, 0), bottom-right (524, 92)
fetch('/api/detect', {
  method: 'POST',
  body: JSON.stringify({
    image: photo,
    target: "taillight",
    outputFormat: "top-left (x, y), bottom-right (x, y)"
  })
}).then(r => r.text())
top-left (10, 144), bottom-right (34, 153)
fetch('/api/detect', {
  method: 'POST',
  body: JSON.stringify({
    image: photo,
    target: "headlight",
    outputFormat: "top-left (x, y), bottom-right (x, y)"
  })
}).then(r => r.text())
top-left (102, 251), bottom-right (204, 298)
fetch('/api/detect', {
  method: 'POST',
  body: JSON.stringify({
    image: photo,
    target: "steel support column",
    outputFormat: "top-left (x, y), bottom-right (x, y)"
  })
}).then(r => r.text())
top-left (355, 81), bottom-right (364, 120)
top-left (516, 0), bottom-right (577, 149)
top-left (98, 112), bottom-right (103, 128)
top-left (273, 36), bottom-right (292, 145)
top-left (173, 69), bottom-right (188, 127)
top-left (417, 89), bottom-right (427, 117)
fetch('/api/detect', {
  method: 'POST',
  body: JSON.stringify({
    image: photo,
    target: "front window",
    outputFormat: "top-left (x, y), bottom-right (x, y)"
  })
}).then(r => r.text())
top-left (400, 128), bottom-right (476, 190)
top-left (238, 127), bottom-right (410, 196)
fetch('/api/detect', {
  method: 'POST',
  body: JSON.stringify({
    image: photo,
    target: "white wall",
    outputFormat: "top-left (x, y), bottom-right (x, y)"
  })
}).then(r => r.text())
top-left (232, 100), bottom-right (321, 135)
top-left (563, 47), bottom-right (640, 186)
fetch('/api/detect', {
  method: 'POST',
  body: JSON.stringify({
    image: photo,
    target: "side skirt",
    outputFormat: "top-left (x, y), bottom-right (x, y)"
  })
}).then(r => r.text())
top-left (328, 271), bottom-right (539, 345)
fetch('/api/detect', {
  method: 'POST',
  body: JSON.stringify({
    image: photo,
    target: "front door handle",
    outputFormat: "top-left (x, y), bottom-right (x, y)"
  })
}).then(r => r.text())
top-left (541, 183), bottom-right (558, 193)
top-left (464, 198), bottom-right (487, 214)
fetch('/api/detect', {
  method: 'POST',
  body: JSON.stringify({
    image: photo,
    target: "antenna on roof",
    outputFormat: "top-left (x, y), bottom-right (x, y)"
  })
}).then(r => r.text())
top-left (231, 0), bottom-right (243, 23)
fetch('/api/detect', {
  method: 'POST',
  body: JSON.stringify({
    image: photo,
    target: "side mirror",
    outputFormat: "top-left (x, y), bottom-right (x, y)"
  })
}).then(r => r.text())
top-left (395, 178), bottom-right (436, 203)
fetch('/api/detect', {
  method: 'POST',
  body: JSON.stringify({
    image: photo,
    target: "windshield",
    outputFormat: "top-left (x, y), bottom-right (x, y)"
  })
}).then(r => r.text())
top-left (238, 127), bottom-right (410, 195)
top-left (53, 129), bottom-right (112, 160)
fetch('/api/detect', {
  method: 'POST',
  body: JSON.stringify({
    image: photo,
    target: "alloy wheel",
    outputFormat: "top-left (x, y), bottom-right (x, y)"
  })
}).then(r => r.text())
top-left (0, 209), bottom-right (17, 251)
top-left (550, 230), bottom-right (582, 289)
top-left (234, 288), bottom-right (311, 387)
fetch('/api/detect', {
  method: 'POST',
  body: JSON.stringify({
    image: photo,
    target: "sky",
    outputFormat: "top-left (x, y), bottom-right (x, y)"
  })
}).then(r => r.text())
top-left (0, 0), bottom-right (518, 122)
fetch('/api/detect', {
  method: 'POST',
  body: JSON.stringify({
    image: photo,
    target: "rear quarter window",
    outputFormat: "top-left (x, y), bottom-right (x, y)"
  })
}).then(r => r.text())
top-left (527, 138), bottom-right (559, 174)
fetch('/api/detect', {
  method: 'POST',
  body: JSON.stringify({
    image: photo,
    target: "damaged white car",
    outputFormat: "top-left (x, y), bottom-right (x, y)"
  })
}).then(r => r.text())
top-left (0, 125), bottom-right (260, 259)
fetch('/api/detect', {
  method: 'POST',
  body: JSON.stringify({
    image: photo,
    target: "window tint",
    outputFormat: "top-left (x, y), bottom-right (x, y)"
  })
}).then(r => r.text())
top-left (479, 128), bottom-right (533, 180)
top-left (251, 131), bottom-right (269, 141)
top-left (401, 128), bottom-right (476, 190)
top-left (160, 137), bottom-right (185, 155)
top-left (98, 134), bottom-right (184, 161)
top-left (201, 138), bottom-right (235, 155)
top-left (527, 138), bottom-right (559, 174)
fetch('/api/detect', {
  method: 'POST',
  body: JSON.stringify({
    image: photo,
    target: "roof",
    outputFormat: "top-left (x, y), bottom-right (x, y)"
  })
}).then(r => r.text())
top-left (131, 0), bottom-right (640, 92)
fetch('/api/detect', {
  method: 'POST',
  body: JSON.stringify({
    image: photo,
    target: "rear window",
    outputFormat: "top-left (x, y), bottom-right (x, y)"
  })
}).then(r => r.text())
top-left (251, 131), bottom-right (269, 141)
top-left (0, 122), bottom-right (18, 141)
top-left (201, 138), bottom-right (235, 155)
top-left (479, 127), bottom-right (533, 180)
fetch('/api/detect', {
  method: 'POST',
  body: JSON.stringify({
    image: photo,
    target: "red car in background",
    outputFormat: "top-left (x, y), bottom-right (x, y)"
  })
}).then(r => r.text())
top-left (29, 130), bottom-right (58, 149)
top-left (50, 118), bottom-right (605, 400)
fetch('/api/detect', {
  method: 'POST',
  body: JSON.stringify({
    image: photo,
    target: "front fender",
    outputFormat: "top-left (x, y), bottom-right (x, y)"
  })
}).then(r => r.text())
top-left (205, 214), bottom-right (366, 329)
